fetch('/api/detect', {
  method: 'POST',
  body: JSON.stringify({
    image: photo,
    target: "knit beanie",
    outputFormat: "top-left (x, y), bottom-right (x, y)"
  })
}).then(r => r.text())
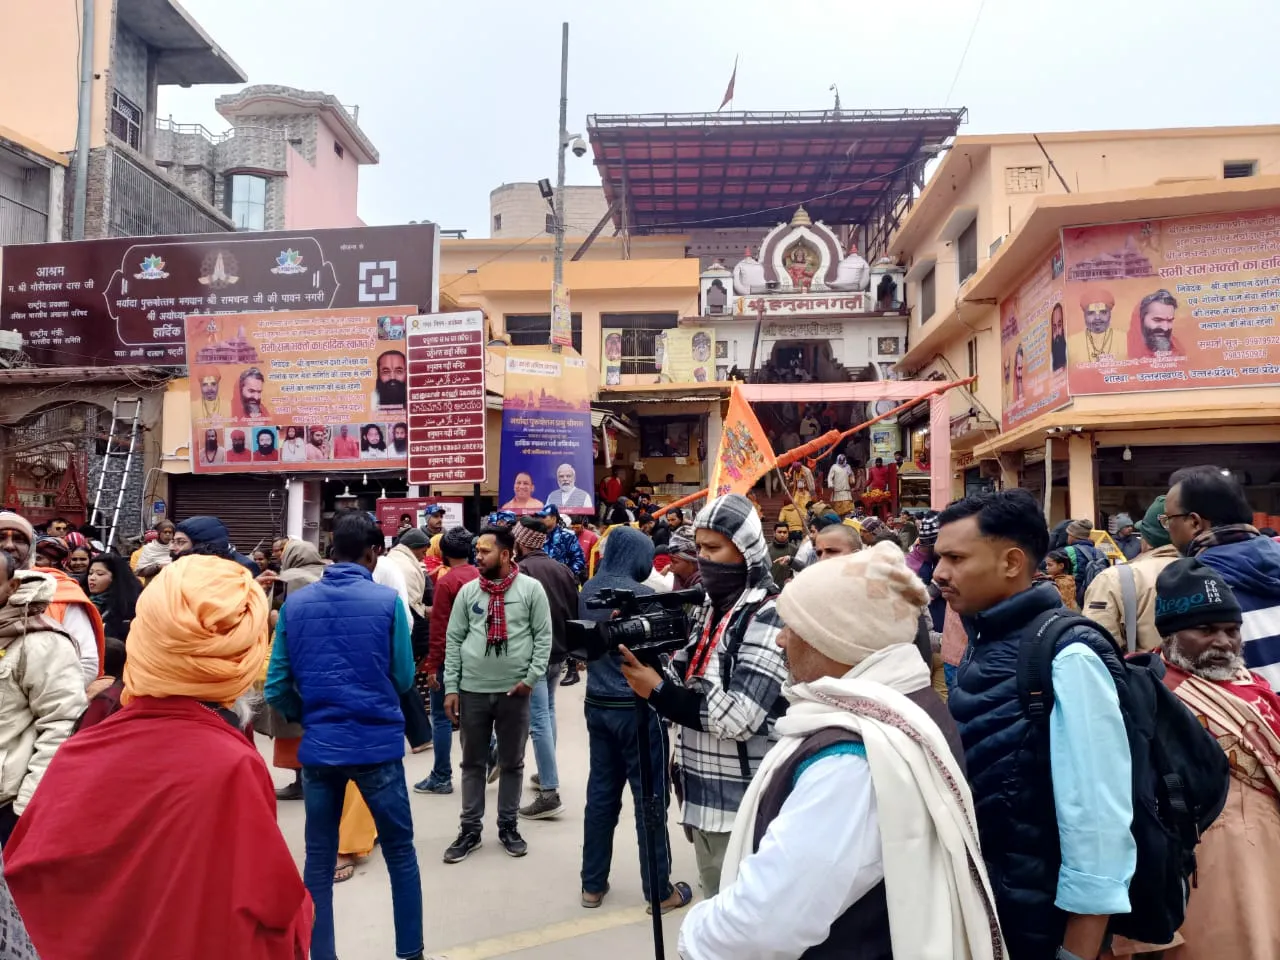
top-left (1155, 558), bottom-right (1242, 636)
top-left (776, 540), bottom-right (928, 667)
top-left (397, 528), bottom-right (430, 550)
top-left (0, 513), bottom-right (35, 570)
top-left (1066, 518), bottom-right (1094, 541)
top-left (512, 522), bottom-right (547, 553)
top-left (916, 512), bottom-right (941, 545)
top-left (1136, 496), bottom-right (1171, 549)
top-left (1113, 513), bottom-right (1134, 530)
top-left (669, 525), bottom-right (697, 561)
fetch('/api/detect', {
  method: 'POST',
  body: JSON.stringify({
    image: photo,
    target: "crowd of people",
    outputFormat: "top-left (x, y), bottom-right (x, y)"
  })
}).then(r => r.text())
top-left (0, 460), bottom-right (1276, 958)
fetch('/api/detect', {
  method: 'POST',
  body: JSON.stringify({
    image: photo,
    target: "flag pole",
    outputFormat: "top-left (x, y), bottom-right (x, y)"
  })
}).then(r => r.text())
top-left (654, 376), bottom-right (976, 518)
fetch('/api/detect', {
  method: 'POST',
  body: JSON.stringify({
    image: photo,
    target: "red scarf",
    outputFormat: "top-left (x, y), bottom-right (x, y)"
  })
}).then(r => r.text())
top-left (478, 562), bottom-right (520, 656)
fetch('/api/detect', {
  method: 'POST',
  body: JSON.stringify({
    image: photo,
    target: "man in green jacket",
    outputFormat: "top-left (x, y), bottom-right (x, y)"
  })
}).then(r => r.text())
top-left (443, 524), bottom-right (552, 863)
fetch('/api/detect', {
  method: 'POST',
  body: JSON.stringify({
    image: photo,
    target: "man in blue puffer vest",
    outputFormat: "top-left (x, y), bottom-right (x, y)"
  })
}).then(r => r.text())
top-left (265, 510), bottom-right (423, 960)
top-left (937, 489), bottom-right (1136, 960)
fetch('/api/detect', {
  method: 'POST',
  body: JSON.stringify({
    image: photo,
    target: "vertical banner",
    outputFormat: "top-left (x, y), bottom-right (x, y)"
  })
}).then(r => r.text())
top-left (551, 282), bottom-right (572, 347)
top-left (1062, 208), bottom-right (1280, 395)
top-left (601, 330), bottom-right (623, 386)
top-left (499, 346), bottom-right (594, 515)
top-left (708, 385), bottom-right (777, 498)
top-left (184, 305), bottom-right (415, 473)
top-left (407, 311), bottom-right (487, 485)
top-left (1000, 245), bottom-right (1070, 429)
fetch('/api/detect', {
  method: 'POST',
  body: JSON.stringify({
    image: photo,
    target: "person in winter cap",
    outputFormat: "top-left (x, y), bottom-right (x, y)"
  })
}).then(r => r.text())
top-left (680, 542), bottom-right (1000, 960)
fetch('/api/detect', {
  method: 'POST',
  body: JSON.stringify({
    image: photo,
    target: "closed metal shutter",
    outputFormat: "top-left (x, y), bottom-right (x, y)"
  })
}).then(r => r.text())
top-left (168, 474), bottom-right (286, 556)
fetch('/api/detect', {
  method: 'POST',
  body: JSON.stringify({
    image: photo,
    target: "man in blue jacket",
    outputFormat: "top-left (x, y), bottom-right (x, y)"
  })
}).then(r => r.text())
top-left (265, 510), bottom-right (423, 960)
top-left (938, 489), bottom-right (1135, 960)
top-left (1163, 466), bottom-right (1280, 689)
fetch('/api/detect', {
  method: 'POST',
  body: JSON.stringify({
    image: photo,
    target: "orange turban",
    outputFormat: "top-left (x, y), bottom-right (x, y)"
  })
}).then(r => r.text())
top-left (193, 366), bottom-right (221, 384)
top-left (1078, 286), bottom-right (1115, 311)
top-left (123, 555), bottom-right (269, 708)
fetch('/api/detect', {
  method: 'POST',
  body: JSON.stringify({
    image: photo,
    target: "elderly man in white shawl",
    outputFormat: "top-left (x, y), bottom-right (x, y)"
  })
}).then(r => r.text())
top-left (678, 541), bottom-right (1005, 960)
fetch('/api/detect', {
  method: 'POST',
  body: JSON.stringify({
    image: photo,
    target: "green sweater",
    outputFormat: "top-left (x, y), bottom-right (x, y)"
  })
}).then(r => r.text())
top-left (444, 573), bottom-right (552, 695)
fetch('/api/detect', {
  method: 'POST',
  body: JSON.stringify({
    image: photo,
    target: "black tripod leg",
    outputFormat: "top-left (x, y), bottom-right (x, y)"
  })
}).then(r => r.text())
top-left (634, 695), bottom-right (666, 960)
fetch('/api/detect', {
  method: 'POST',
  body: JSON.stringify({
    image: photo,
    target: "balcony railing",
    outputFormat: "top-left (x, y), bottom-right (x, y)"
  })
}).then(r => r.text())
top-left (108, 150), bottom-right (229, 238)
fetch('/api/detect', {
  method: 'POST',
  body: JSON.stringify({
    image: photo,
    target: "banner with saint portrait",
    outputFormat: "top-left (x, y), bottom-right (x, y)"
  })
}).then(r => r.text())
top-left (185, 304), bottom-right (416, 473)
top-left (1061, 208), bottom-right (1280, 395)
top-left (498, 346), bottom-right (594, 516)
top-left (999, 245), bottom-right (1070, 430)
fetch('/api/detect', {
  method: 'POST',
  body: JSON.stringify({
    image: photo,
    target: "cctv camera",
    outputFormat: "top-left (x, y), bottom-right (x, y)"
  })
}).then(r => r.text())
top-left (570, 136), bottom-right (587, 158)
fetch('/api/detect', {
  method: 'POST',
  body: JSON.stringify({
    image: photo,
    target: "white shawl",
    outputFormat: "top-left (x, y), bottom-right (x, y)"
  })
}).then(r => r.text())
top-left (720, 644), bottom-right (1006, 960)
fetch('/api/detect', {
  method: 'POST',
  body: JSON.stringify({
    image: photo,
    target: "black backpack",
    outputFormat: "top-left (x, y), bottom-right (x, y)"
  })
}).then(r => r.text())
top-left (1068, 544), bottom-right (1111, 605)
top-left (1017, 611), bottom-right (1230, 945)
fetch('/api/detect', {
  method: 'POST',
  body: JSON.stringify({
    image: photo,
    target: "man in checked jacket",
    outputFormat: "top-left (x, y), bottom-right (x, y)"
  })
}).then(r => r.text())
top-left (620, 493), bottom-right (788, 896)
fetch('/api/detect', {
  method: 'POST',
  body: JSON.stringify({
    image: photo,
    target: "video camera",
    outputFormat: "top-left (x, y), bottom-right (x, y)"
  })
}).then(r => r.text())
top-left (566, 586), bottom-right (705, 665)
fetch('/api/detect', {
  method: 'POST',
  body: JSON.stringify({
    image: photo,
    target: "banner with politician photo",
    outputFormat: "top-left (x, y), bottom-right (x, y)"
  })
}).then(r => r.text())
top-left (499, 346), bottom-right (594, 516)
top-left (1061, 208), bottom-right (1280, 395)
top-left (185, 304), bottom-right (416, 473)
top-left (999, 245), bottom-right (1070, 430)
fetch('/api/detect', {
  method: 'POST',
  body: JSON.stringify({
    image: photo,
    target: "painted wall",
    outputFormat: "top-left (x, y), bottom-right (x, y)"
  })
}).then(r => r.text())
top-left (282, 116), bottom-right (363, 229)
top-left (0, 0), bottom-right (112, 152)
top-left (438, 234), bottom-right (689, 275)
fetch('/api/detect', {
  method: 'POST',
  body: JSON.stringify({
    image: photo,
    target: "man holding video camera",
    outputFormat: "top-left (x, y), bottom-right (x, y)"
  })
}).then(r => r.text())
top-left (620, 493), bottom-right (788, 896)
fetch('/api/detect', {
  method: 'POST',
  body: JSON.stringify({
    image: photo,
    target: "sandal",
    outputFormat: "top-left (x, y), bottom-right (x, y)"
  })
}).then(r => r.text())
top-left (647, 881), bottom-right (693, 915)
top-left (334, 860), bottom-right (356, 883)
top-left (581, 882), bottom-right (609, 908)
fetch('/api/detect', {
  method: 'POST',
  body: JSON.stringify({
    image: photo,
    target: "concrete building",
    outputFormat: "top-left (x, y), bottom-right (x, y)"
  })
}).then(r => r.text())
top-left (891, 125), bottom-right (1280, 523)
top-left (0, 129), bottom-right (66, 245)
top-left (154, 85), bottom-right (378, 232)
top-left (490, 182), bottom-right (609, 239)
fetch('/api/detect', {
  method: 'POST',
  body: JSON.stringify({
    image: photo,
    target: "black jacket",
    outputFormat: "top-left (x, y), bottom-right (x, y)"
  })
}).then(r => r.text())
top-left (517, 548), bottom-right (581, 664)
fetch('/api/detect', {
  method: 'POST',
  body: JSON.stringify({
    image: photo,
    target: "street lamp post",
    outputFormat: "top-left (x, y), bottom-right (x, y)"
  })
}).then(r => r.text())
top-left (554, 20), bottom-right (569, 290)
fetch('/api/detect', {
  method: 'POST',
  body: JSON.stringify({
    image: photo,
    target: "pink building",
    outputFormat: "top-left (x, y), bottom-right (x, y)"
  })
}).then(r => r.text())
top-left (154, 85), bottom-right (378, 232)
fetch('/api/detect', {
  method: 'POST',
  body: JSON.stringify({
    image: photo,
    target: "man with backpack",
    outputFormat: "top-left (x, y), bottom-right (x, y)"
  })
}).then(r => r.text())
top-left (939, 490), bottom-right (1226, 960)
top-left (1065, 518), bottom-right (1111, 606)
top-left (617, 493), bottom-right (788, 897)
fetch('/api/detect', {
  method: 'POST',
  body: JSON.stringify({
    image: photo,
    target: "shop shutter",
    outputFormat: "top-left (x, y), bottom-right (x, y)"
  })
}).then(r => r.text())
top-left (168, 474), bottom-right (286, 556)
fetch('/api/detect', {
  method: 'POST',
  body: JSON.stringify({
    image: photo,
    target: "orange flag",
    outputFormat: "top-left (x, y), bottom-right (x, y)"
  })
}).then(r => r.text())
top-left (708, 385), bottom-right (776, 498)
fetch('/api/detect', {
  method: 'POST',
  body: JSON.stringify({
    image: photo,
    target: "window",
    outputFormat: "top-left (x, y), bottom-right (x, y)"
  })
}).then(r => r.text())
top-left (601, 312), bottom-right (679, 374)
top-left (966, 337), bottom-right (978, 378)
top-left (110, 91), bottom-right (143, 150)
top-left (545, 213), bottom-right (556, 234)
top-left (919, 267), bottom-right (936, 323)
top-left (227, 174), bottom-right (267, 231)
top-left (957, 218), bottom-right (978, 284)
top-left (504, 313), bottom-right (583, 354)
top-left (333, 141), bottom-right (344, 159)
top-left (640, 417), bottom-right (696, 458)
top-left (1224, 160), bottom-right (1257, 179)
top-left (492, 213), bottom-right (502, 233)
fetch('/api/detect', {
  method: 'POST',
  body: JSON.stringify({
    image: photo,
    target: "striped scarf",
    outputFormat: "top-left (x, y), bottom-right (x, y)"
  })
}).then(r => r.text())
top-left (478, 562), bottom-right (520, 656)
top-left (1186, 523), bottom-right (1260, 557)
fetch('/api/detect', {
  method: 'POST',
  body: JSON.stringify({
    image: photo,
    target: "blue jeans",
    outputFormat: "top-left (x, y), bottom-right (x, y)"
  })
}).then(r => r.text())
top-left (581, 703), bottom-right (674, 901)
top-left (429, 667), bottom-right (452, 781)
top-left (944, 662), bottom-right (959, 694)
top-left (302, 759), bottom-right (423, 960)
top-left (529, 660), bottom-right (563, 791)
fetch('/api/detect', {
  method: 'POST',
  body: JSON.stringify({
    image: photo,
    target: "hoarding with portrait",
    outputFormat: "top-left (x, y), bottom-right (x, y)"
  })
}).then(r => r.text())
top-left (1061, 209), bottom-right (1280, 395)
top-left (999, 245), bottom-right (1070, 429)
top-left (184, 305), bottom-right (415, 473)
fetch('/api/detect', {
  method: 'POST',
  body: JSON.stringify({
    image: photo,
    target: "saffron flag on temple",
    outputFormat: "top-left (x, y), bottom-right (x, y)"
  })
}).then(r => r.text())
top-left (718, 57), bottom-right (737, 111)
top-left (708, 385), bottom-right (776, 498)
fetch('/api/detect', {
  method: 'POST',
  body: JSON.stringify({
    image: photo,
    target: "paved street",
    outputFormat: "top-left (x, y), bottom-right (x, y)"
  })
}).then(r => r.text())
top-left (265, 680), bottom-right (698, 959)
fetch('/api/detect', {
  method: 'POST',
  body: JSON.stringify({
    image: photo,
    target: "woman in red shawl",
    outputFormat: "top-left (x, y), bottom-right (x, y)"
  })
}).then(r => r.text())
top-left (5, 556), bottom-right (311, 960)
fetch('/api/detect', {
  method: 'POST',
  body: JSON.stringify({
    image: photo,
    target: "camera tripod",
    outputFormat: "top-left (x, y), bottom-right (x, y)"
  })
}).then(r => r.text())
top-left (633, 692), bottom-right (670, 960)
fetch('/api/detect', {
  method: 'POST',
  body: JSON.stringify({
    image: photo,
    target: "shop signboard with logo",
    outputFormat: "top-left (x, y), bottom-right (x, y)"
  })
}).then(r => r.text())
top-left (375, 497), bottom-right (465, 539)
top-left (0, 223), bottom-right (439, 365)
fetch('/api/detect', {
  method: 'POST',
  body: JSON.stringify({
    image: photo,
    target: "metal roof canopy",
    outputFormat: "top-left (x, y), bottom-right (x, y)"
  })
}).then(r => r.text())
top-left (587, 108), bottom-right (967, 236)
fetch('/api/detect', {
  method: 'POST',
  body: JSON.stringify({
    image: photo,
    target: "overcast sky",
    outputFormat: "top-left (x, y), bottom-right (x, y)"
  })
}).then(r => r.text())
top-left (160, 0), bottom-right (1280, 236)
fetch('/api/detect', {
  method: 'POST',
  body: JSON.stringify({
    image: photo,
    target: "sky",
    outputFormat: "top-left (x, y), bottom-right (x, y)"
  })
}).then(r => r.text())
top-left (159, 0), bottom-right (1280, 237)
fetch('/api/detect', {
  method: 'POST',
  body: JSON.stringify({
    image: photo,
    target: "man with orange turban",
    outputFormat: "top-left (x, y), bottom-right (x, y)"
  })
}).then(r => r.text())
top-left (194, 365), bottom-right (227, 419)
top-left (5, 556), bottom-right (312, 960)
top-left (1079, 286), bottom-right (1117, 361)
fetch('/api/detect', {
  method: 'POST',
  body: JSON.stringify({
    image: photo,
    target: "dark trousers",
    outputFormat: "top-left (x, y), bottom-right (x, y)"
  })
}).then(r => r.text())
top-left (581, 703), bottom-right (674, 901)
top-left (302, 759), bottom-right (423, 960)
top-left (458, 690), bottom-right (531, 833)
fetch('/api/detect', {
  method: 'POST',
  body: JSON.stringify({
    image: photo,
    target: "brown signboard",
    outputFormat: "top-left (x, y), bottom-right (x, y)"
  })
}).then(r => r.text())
top-left (0, 223), bottom-right (439, 366)
top-left (407, 311), bottom-right (487, 486)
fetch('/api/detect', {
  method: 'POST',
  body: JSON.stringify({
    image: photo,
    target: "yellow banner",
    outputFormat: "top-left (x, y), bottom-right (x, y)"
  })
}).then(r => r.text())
top-left (708, 386), bottom-right (777, 498)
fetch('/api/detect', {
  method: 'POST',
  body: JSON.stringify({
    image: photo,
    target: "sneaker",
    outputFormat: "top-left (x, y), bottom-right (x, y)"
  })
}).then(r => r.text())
top-left (519, 790), bottom-right (563, 820)
top-left (529, 772), bottom-right (541, 788)
top-left (275, 781), bottom-right (303, 801)
top-left (499, 826), bottom-right (528, 857)
top-left (413, 775), bottom-right (453, 795)
top-left (443, 830), bottom-right (482, 864)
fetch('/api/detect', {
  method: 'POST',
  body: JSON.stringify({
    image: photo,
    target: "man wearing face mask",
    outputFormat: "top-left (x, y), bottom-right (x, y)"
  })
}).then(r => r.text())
top-left (619, 493), bottom-right (787, 897)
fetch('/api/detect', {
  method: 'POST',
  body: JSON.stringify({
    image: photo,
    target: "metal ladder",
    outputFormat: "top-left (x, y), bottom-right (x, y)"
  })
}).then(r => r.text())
top-left (89, 398), bottom-right (143, 550)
